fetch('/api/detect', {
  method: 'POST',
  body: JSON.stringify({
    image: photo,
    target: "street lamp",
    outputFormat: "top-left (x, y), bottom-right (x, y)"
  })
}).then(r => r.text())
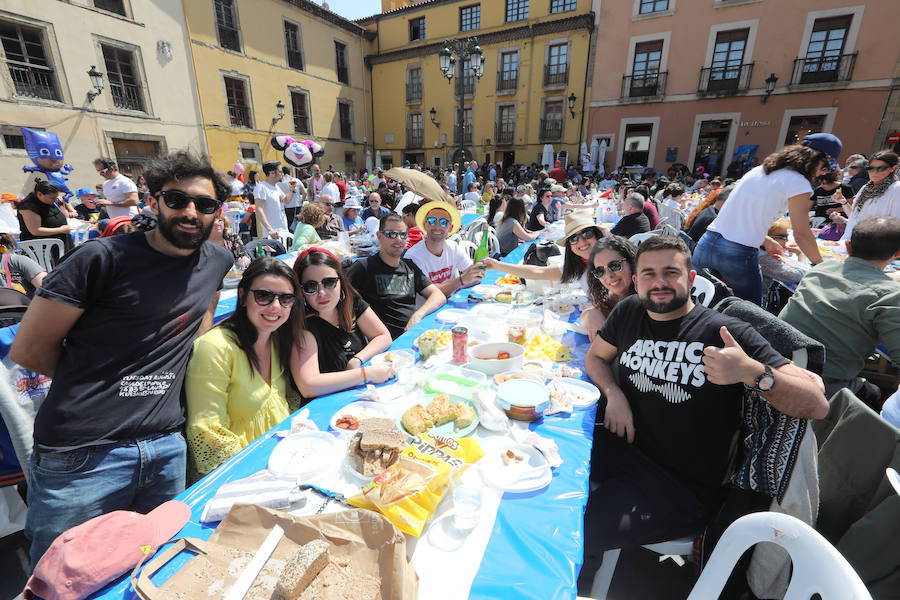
top-left (429, 106), bottom-right (439, 127)
top-left (567, 92), bottom-right (577, 119)
top-left (762, 73), bottom-right (778, 104)
top-left (437, 37), bottom-right (486, 196)
top-left (272, 99), bottom-right (285, 125)
top-left (87, 65), bottom-right (104, 102)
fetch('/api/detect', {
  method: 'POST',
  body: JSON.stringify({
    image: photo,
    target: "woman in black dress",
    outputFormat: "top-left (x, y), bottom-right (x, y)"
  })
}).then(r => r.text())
top-left (17, 179), bottom-right (74, 262)
top-left (290, 247), bottom-right (394, 398)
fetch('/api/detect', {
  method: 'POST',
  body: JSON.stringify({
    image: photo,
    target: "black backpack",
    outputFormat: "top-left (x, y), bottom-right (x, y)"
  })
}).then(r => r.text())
top-left (523, 241), bottom-right (561, 267)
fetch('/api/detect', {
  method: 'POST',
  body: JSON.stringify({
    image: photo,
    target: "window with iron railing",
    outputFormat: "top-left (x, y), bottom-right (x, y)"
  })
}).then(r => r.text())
top-left (0, 21), bottom-right (60, 101)
top-left (224, 76), bottom-right (251, 127)
top-left (698, 63), bottom-right (753, 95)
top-left (94, 0), bottom-right (126, 16)
top-left (497, 51), bottom-right (518, 92)
top-left (622, 72), bottom-right (667, 98)
top-left (290, 90), bottom-right (309, 134)
top-left (550, 0), bottom-right (576, 13)
top-left (540, 102), bottom-right (563, 140)
top-left (338, 101), bottom-right (352, 139)
top-left (794, 16), bottom-right (854, 84)
top-left (407, 113), bottom-right (424, 148)
top-left (101, 44), bottom-right (145, 111)
top-left (335, 41), bottom-right (349, 85)
top-left (406, 68), bottom-right (423, 103)
top-left (495, 106), bottom-right (515, 144)
top-left (460, 5), bottom-right (480, 31)
top-left (506, 0), bottom-right (529, 23)
top-left (284, 22), bottom-right (304, 71)
top-left (544, 44), bottom-right (568, 86)
top-left (214, 0), bottom-right (241, 52)
top-left (456, 58), bottom-right (475, 97)
top-left (455, 107), bottom-right (473, 144)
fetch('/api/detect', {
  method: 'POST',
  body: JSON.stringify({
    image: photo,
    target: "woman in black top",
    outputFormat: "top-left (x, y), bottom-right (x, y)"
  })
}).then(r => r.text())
top-left (527, 188), bottom-right (553, 230)
top-left (17, 179), bottom-right (74, 261)
top-left (290, 247), bottom-right (394, 398)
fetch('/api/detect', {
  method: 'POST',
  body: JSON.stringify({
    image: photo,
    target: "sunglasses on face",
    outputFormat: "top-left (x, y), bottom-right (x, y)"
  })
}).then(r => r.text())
top-left (567, 228), bottom-right (598, 245)
top-left (770, 234), bottom-right (789, 240)
top-left (323, 202), bottom-right (334, 207)
top-left (591, 258), bottom-right (626, 280)
top-left (157, 189), bottom-right (222, 214)
top-left (380, 230), bottom-right (408, 239)
top-left (426, 216), bottom-right (450, 227)
top-left (250, 289), bottom-right (296, 307)
top-left (866, 165), bottom-right (892, 173)
top-left (301, 277), bottom-right (340, 295)
top-left (96, 167), bottom-right (111, 174)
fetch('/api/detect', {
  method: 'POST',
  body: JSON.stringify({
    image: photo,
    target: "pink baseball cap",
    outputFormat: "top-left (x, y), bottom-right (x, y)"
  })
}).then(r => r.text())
top-left (24, 500), bottom-right (190, 600)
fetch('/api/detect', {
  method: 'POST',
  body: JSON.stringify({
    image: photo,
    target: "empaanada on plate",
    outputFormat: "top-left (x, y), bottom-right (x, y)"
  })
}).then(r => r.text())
top-left (478, 440), bottom-right (552, 493)
top-left (267, 431), bottom-right (339, 481)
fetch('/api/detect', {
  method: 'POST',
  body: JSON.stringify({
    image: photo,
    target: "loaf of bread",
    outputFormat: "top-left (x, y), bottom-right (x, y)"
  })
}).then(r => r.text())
top-left (275, 539), bottom-right (329, 599)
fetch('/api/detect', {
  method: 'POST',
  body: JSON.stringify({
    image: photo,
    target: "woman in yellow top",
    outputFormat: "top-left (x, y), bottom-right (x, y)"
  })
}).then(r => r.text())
top-left (186, 257), bottom-right (303, 478)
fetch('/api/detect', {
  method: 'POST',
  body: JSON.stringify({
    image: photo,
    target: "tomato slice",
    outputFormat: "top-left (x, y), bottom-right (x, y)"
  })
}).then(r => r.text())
top-left (497, 352), bottom-right (510, 360)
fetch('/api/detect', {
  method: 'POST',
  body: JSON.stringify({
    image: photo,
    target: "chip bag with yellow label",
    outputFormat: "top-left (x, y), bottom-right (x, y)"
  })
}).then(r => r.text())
top-left (349, 433), bottom-right (483, 536)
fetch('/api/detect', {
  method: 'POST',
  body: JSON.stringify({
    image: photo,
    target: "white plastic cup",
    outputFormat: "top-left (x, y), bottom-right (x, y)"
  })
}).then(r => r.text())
top-left (452, 485), bottom-right (482, 532)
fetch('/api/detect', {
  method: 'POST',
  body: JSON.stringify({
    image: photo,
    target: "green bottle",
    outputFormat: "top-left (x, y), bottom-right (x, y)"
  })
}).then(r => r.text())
top-left (256, 241), bottom-right (264, 258)
top-left (474, 227), bottom-right (489, 267)
top-left (476, 197), bottom-right (484, 215)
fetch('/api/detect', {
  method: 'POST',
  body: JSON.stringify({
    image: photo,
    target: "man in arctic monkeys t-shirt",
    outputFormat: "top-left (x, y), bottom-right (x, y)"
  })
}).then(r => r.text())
top-left (598, 294), bottom-right (788, 504)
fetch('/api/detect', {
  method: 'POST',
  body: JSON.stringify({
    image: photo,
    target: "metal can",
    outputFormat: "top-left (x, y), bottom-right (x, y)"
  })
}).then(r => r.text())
top-left (419, 332), bottom-right (437, 361)
top-left (451, 326), bottom-right (468, 365)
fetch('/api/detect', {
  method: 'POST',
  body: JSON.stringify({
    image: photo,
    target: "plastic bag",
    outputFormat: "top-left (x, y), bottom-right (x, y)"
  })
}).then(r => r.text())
top-left (349, 434), bottom-right (483, 536)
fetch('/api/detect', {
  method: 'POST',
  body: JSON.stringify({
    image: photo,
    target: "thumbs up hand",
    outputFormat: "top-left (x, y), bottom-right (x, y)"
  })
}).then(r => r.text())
top-left (702, 326), bottom-right (756, 386)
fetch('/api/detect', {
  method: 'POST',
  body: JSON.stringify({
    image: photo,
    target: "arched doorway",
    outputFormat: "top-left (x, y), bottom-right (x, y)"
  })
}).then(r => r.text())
top-left (450, 147), bottom-right (473, 165)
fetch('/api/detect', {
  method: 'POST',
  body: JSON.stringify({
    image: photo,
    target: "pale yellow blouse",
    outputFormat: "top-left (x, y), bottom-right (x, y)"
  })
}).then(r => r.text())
top-left (186, 327), bottom-right (299, 476)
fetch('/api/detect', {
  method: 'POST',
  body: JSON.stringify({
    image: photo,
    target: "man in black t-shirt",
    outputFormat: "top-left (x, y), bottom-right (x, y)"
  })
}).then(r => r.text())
top-left (11, 151), bottom-right (233, 567)
top-left (580, 236), bottom-right (827, 575)
top-left (345, 213), bottom-right (445, 339)
top-left (610, 193), bottom-right (651, 238)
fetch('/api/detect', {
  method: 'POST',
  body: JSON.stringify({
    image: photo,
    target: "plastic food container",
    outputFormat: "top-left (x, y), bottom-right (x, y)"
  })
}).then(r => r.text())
top-left (467, 342), bottom-right (525, 375)
top-left (496, 379), bottom-right (550, 421)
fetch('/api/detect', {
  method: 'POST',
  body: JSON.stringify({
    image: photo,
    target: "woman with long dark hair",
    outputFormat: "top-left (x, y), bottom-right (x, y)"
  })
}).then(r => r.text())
top-left (581, 235), bottom-right (637, 339)
top-left (831, 151), bottom-right (900, 240)
top-left (17, 179), bottom-right (74, 259)
top-left (692, 134), bottom-right (841, 304)
top-left (496, 196), bottom-right (541, 256)
top-left (291, 247), bottom-right (394, 398)
top-left (487, 191), bottom-right (508, 227)
top-left (185, 257), bottom-right (303, 477)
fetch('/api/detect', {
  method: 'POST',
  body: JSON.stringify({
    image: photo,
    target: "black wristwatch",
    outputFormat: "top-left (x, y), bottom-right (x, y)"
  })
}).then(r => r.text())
top-left (750, 365), bottom-right (775, 393)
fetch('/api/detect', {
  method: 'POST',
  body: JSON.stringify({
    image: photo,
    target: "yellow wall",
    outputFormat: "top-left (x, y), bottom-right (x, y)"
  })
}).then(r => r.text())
top-left (184, 0), bottom-right (374, 175)
top-left (367, 0), bottom-right (594, 169)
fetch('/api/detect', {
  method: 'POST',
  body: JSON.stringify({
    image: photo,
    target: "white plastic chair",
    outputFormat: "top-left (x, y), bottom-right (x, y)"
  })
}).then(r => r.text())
top-left (887, 467), bottom-right (900, 497)
top-left (690, 274), bottom-right (716, 307)
top-left (688, 512), bottom-right (872, 600)
top-left (18, 238), bottom-right (63, 271)
top-left (628, 231), bottom-right (659, 245)
top-left (486, 231), bottom-right (501, 256)
top-left (225, 208), bottom-right (242, 233)
top-left (591, 537), bottom-right (696, 599)
top-left (456, 239), bottom-right (477, 260)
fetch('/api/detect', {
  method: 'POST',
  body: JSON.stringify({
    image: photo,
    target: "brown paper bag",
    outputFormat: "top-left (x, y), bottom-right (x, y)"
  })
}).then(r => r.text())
top-left (133, 503), bottom-right (418, 600)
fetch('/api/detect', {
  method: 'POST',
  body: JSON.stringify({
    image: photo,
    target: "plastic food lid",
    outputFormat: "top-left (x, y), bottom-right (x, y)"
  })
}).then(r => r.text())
top-left (496, 379), bottom-right (550, 412)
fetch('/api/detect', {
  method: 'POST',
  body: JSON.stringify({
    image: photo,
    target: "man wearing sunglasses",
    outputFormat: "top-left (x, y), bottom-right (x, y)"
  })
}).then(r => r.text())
top-left (361, 192), bottom-right (391, 221)
top-left (406, 201), bottom-right (484, 296)
top-left (254, 161), bottom-right (289, 240)
top-left (93, 158), bottom-right (139, 220)
top-left (346, 213), bottom-right (445, 339)
top-left (315, 193), bottom-right (344, 240)
top-left (610, 193), bottom-right (651, 239)
top-left (11, 150), bottom-right (234, 567)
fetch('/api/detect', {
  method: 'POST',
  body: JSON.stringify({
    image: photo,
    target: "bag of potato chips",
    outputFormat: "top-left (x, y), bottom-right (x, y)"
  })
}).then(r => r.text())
top-left (349, 434), bottom-right (483, 536)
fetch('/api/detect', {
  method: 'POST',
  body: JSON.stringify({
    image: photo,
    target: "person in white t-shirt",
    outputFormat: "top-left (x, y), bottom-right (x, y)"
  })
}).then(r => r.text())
top-left (227, 171), bottom-right (244, 199)
top-left (321, 171), bottom-right (341, 206)
top-left (277, 166), bottom-right (302, 229)
top-left (254, 161), bottom-right (289, 239)
top-left (405, 201), bottom-right (484, 298)
top-left (93, 158), bottom-right (139, 219)
top-left (461, 182), bottom-right (481, 209)
top-left (693, 133), bottom-right (842, 305)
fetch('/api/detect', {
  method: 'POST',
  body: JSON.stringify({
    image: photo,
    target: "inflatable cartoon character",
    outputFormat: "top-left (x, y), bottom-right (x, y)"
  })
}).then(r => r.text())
top-left (270, 135), bottom-right (323, 169)
top-left (21, 127), bottom-right (74, 199)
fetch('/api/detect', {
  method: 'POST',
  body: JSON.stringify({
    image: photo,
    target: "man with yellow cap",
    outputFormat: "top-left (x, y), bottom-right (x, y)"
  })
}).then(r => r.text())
top-left (405, 200), bottom-right (485, 297)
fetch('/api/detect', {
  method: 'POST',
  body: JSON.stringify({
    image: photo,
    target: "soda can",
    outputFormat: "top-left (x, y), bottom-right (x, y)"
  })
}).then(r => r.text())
top-left (451, 326), bottom-right (468, 365)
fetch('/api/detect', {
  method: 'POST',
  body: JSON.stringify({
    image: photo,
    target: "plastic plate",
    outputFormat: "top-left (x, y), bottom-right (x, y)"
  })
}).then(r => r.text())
top-left (435, 308), bottom-right (471, 324)
top-left (329, 401), bottom-right (391, 434)
top-left (369, 349), bottom-right (415, 369)
top-left (396, 396), bottom-right (480, 439)
top-left (549, 377), bottom-right (600, 409)
top-left (267, 431), bottom-right (338, 480)
top-left (478, 441), bottom-right (552, 493)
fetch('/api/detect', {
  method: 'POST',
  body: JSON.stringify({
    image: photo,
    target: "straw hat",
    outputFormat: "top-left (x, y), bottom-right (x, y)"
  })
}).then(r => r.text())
top-left (556, 210), bottom-right (598, 247)
top-left (415, 200), bottom-right (461, 235)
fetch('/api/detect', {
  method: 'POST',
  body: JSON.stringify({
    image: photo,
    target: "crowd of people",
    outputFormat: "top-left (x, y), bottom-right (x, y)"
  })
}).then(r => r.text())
top-left (3, 130), bottom-right (899, 598)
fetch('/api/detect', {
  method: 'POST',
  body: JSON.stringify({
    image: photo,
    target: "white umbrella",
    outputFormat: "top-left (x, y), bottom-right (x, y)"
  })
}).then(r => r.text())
top-left (580, 141), bottom-right (593, 173)
top-left (365, 148), bottom-right (373, 172)
top-left (590, 139), bottom-right (600, 172)
top-left (542, 144), bottom-right (554, 170)
top-left (597, 140), bottom-right (608, 176)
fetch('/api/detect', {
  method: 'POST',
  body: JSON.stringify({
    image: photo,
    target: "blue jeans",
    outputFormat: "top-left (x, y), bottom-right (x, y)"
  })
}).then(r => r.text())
top-left (26, 431), bottom-right (186, 568)
top-left (693, 230), bottom-right (763, 305)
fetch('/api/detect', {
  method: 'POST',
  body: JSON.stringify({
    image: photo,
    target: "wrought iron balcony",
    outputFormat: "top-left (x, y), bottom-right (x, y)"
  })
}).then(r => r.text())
top-left (287, 49), bottom-right (304, 70)
top-left (7, 62), bottom-right (58, 100)
top-left (497, 72), bottom-right (518, 93)
top-left (217, 25), bottom-right (241, 52)
top-left (543, 64), bottom-right (569, 87)
top-left (539, 118), bottom-right (563, 141)
top-left (791, 52), bottom-right (857, 85)
top-left (495, 122), bottom-right (515, 145)
top-left (406, 81), bottom-right (423, 104)
top-left (406, 128), bottom-right (424, 148)
top-left (455, 77), bottom-right (475, 98)
top-left (110, 82), bottom-right (145, 112)
top-left (621, 71), bottom-right (667, 99)
top-left (698, 63), bottom-right (754, 95)
top-left (228, 104), bottom-right (251, 128)
top-left (454, 123), bottom-right (473, 145)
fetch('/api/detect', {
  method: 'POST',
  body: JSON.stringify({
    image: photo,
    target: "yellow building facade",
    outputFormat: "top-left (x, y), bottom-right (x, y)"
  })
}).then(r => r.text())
top-left (183, 0), bottom-right (375, 176)
top-left (360, 0), bottom-right (597, 171)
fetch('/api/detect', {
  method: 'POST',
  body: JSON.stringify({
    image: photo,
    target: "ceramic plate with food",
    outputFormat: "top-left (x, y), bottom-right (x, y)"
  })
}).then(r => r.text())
top-left (396, 394), bottom-right (479, 439)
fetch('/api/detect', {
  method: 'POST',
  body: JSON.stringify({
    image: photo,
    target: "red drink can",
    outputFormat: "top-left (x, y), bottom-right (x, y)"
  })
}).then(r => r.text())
top-left (451, 326), bottom-right (468, 365)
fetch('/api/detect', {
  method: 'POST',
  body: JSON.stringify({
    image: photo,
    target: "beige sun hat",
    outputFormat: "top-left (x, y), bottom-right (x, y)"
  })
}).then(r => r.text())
top-left (556, 210), bottom-right (599, 247)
